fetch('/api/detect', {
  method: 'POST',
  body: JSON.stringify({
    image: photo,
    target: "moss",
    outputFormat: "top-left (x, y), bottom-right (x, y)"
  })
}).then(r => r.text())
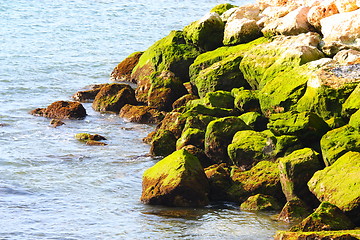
top-left (150, 130), bottom-right (177, 157)
top-left (239, 112), bottom-right (268, 131)
top-left (325, 117), bottom-right (346, 129)
top-left (204, 163), bottom-right (232, 201)
top-left (274, 230), bottom-right (360, 240)
top-left (278, 198), bottom-right (312, 223)
top-left (349, 109), bottom-right (360, 130)
top-left (308, 151), bottom-right (360, 224)
top-left (202, 90), bottom-right (234, 109)
top-left (176, 128), bottom-right (205, 150)
top-left (320, 125), bottom-right (360, 166)
top-left (182, 114), bottom-right (216, 133)
top-left (210, 3), bottom-right (237, 15)
top-left (232, 88), bottom-right (260, 113)
top-left (240, 194), bottom-right (282, 211)
top-left (182, 102), bottom-right (237, 118)
top-left (342, 83), bottom-right (360, 117)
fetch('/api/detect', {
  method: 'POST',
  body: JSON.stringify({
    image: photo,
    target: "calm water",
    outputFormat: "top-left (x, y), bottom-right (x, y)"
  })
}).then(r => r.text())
top-left (0, 0), bottom-right (289, 239)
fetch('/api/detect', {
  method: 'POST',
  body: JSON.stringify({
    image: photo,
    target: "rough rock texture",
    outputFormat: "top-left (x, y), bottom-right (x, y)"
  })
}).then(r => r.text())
top-left (204, 116), bottom-right (250, 164)
top-left (240, 194), bottom-right (281, 211)
top-left (308, 151), bottom-right (360, 224)
top-left (149, 129), bottom-right (177, 157)
top-left (343, 82), bottom-right (360, 117)
top-left (232, 88), bottom-right (260, 113)
top-left (171, 94), bottom-right (198, 110)
top-left (320, 125), bottom-right (360, 166)
top-left (141, 149), bottom-right (209, 207)
top-left (291, 202), bottom-right (355, 232)
top-left (30, 101), bottom-right (87, 120)
top-left (239, 112), bottom-right (268, 131)
top-left (110, 51), bottom-right (143, 83)
top-left (223, 18), bottom-right (262, 46)
top-left (72, 84), bottom-right (109, 103)
top-left (204, 163), bottom-right (232, 201)
top-left (278, 148), bottom-right (322, 205)
top-left (349, 109), bottom-right (360, 130)
top-left (210, 3), bottom-right (237, 16)
top-left (274, 230), bottom-right (360, 240)
top-left (119, 104), bottom-right (164, 124)
top-left (307, 0), bottom-right (339, 30)
top-left (183, 12), bottom-right (225, 52)
top-left (335, 0), bottom-right (359, 13)
top-left (278, 198), bottom-right (312, 223)
top-left (176, 127), bottom-right (205, 150)
top-left (334, 49), bottom-right (360, 65)
top-left (92, 83), bottom-right (137, 113)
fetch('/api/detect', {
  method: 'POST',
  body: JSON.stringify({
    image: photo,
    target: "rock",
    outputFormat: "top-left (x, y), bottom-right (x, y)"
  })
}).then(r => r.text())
top-left (228, 161), bottom-right (285, 203)
top-left (182, 114), bottom-right (216, 133)
top-left (335, 0), bottom-right (359, 13)
top-left (110, 51), bottom-right (143, 83)
top-left (182, 145), bottom-right (212, 168)
top-left (140, 149), bottom-right (209, 207)
top-left (183, 102), bottom-right (237, 118)
top-left (92, 83), bottom-right (137, 113)
top-left (204, 163), bottom-right (232, 201)
top-left (267, 111), bottom-right (330, 147)
top-left (50, 119), bottom-right (65, 128)
top-left (176, 128), bottom-right (205, 150)
top-left (75, 133), bottom-right (106, 141)
top-left (152, 111), bottom-right (186, 140)
top-left (149, 129), bottom-right (177, 157)
top-left (320, 125), bottom-right (360, 166)
top-left (189, 37), bottom-right (267, 98)
top-left (262, 6), bottom-right (313, 37)
top-left (278, 148), bottom-right (322, 205)
top-left (278, 198), bottom-right (312, 223)
top-left (325, 117), bottom-right (347, 129)
top-left (291, 202), bottom-right (355, 232)
top-left (320, 9), bottom-right (360, 56)
top-left (232, 88), bottom-right (260, 113)
top-left (223, 18), bottom-right (262, 46)
top-left (131, 30), bottom-right (200, 102)
top-left (205, 116), bottom-right (250, 164)
top-left (220, 8), bottom-right (239, 22)
top-left (119, 104), bottom-right (164, 124)
top-left (349, 109), bottom-right (360, 130)
top-left (171, 94), bottom-right (198, 110)
top-left (201, 90), bottom-right (234, 109)
top-left (307, 0), bottom-right (339, 30)
top-left (274, 230), bottom-right (360, 240)
top-left (183, 12), bottom-right (225, 52)
top-left (240, 194), bottom-right (282, 211)
top-left (308, 151), bottom-right (360, 224)
top-left (210, 3), bottom-right (237, 16)
top-left (72, 84), bottom-right (109, 103)
top-left (343, 83), bottom-right (360, 117)
top-left (240, 33), bottom-right (324, 90)
top-left (30, 101), bottom-right (87, 120)
top-left (239, 112), bottom-right (268, 131)
top-left (86, 140), bottom-right (107, 146)
top-left (334, 49), bottom-right (360, 65)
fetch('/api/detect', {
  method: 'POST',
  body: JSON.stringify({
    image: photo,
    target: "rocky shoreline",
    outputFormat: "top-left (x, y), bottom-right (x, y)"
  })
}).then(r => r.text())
top-left (31, 0), bottom-right (360, 239)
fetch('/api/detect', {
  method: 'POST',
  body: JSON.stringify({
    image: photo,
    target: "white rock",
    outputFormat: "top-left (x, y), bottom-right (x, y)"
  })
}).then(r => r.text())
top-left (307, 0), bottom-right (338, 30)
top-left (221, 8), bottom-right (238, 22)
top-left (334, 49), bottom-right (360, 65)
top-left (227, 4), bottom-right (262, 22)
top-left (335, 0), bottom-right (359, 13)
top-left (223, 18), bottom-right (261, 45)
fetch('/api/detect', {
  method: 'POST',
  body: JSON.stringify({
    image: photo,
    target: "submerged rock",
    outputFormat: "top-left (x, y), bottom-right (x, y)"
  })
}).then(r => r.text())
top-left (30, 101), bottom-right (87, 120)
top-left (141, 149), bottom-right (209, 207)
top-left (240, 194), bottom-right (282, 211)
top-left (75, 133), bottom-right (107, 146)
top-left (50, 119), bottom-right (65, 128)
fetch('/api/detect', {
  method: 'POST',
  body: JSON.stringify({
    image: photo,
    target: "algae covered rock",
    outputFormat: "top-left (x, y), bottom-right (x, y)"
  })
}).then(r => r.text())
top-left (205, 116), bottom-right (250, 164)
top-left (278, 198), bottom-right (312, 223)
top-left (320, 125), bottom-right (360, 166)
top-left (278, 148), bottom-right (322, 204)
top-left (291, 202), bottom-right (355, 232)
top-left (349, 109), bottom-right (360, 130)
top-left (176, 128), bottom-right (205, 150)
top-left (239, 112), bottom-right (268, 131)
top-left (183, 12), bottom-right (224, 52)
top-left (210, 3), bottom-right (237, 16)
top-left (149, 129), bottom-right (177, 157)
top-left (308, 151), bottom-right (360, 224)
top-left (30, 101), bottom-right (87, 120)
top-left (240, 194), bottom-right (281, 211)
top-left (92, 83), bottom-right (137, 113)
top-left (223, 18), bottom-right (261, 46)
top-left (75, 133), bottom-right (107, 146)
top-left (119, 104), bottom-right (164, 124)
top-left (141, 149), bottom-right (209, 207)
top-left (201, 90), bottom-right (234, 109)
top-left (232, 88), bottom-right (260, 113)
top-left (343, 83), bottom-right (360, 117)
top-left (274, 230), bottom-right (360, 240)
top-left (110, 51), bottom-right (143, 83)
top-left (204, 163), bottom-right (232, 201)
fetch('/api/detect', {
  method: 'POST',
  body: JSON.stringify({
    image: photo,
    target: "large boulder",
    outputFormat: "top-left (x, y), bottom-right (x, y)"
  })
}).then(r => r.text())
top-left (149, 129), bottom-right (177, 157)
top-left (176, 128), bottom-right (205, 150)
top-left (290, 202), bottom-right (355, 231)
top-left (223, 18), bottom-right (262, 46)
top-left (204, 116), bottom-right (250, 164)
top-left (119, 104), bottom-right (164, 124)
top-left (308, 151), bottom-right (360, 224)
top-left (240, 33), bottom-right (324, 90)
top-left (30, 101), bottom-right (87, 120)
top-left (92, 83), bottom-right (137, 113)
top-left (239, 112), bottom-right (268, 131)
top-left (110, 51), bottom-right (143, 83)
top-left (278, 148), bottom-right (322, 206)
top-left (320, 9), bottom-right (360, 56)
top-left (183, 12), bottom-right (225, 52)
top-left (320, 125), bottom-right (360, 166)
top-left (131, 30), bottom-right (200, 102)
top-left (140, 149), bottom-right (209, 207)
top-left (307, 0), bottom-right (339, 30)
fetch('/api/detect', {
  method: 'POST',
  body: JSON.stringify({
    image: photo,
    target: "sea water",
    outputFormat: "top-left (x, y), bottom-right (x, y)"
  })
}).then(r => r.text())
top-left (0, 0), bottom-right (289, 239)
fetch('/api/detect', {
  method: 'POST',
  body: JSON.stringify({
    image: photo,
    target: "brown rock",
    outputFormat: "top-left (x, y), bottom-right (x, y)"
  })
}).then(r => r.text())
top-left (119, 104), bottom-right (164, 124)
top-left (307, 0), bottom-right (339, 30)
top-left (110, 52), bottom-right (143, 83)
top-left (172, 94), bottom-right (198, 110)
top-left (50, 119), bottom-right (65, 127)
top-left (30, 101), bottom-right (87, 120)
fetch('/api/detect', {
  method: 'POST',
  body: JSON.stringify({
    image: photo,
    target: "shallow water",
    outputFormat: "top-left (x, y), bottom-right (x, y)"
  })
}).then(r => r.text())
top-left (0, 0), bottom-right (289, 239)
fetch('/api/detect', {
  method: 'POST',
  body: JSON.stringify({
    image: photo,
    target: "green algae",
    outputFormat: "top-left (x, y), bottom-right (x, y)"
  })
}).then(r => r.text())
top-left (210, 3), bottom-right (237, 15)
top-left (349, 109), bottom-right (360, 130)
top-left (240, 194), bottom-right (282, 211)
top-left (343, 83), bottom-right (360, 117)
top-left (176, 127), bottom-right (205, 150)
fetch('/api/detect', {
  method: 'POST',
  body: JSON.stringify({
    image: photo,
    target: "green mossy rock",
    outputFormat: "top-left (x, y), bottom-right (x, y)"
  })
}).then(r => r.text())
top-left (182, 114), bottom-right (216, 133)
top-left (110, 51), bottom-right (143, 83)
top-left (75, 133), bottom-right (106, 142)
top-left (210, 3), bottom-right (237, 15)
top-left (290, 202), bottom-right (355, 232)
top-left (149, 130), bottom-right (177, 157)
top-left (141, 149), bottom-right (209, 207)
top-left (343, 83), bottom-right (360, 117)
top-left (308, 151), bottom-right (360, 224)
top-left (92, 83), bottom-right (137, 113)
top-left (278, 148), bottom-right (322, 205)
top-left (274, 230), bottom-right (360, 240)
top-left (204, 163), bottom-right (232, 201)
top-left (183, 12), bottom-right (224, 52)
top-left (183, 102), bottom-right (237, 118)
top-left (232, 88), bottom-right (260, 113)
top-left (239, 112), bottom-right (268, 131)
top-left (268, 111), bottom-right (330, 147)
top-left (278, 198), bottom-right (312, 223)
top-left (176, 128), bottom-right (205, 150)
top-left (240, 33), bottom-right (324, 90)
top-left (228, 161), bottom-right (285, 203)
top-left (325, 117), bottom-right (347, 129)
top-left (205, 116), bottom-right (250, 164)
top-left (349, 109), bottom-right (360, 130)
top-left (119, 104), bottom-right (164, 124)
top-left (320, 125), bottom-right (360, 166)
top-left (172, 94), bottom-right (198, 110)
top-left (240, 194), bottom-right (282, 211)
top-left (201, 90), bottom-right (234, 109)
top-left (183, 145), bottom-right (213, 168)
